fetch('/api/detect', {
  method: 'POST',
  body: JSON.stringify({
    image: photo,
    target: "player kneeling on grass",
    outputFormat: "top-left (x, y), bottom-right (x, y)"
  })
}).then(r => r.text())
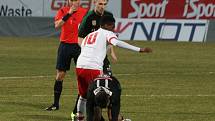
top-left (86, 74), bottom-right (130, 121)
top-left (75, 15), bottom-right (152, 121)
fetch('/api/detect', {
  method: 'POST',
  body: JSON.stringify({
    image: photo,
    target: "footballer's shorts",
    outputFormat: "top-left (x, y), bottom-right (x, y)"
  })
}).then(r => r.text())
top-left (103, 55), bottom-right (112, 76)
top-left (56, 42), bottom-right (81, 71)
top-left (76, 68), bottom-right (102, 97)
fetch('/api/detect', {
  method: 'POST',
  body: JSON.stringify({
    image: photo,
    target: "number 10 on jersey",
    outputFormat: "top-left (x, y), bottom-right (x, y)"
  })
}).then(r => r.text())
top-left (83, 32), bottom-right (98, 46)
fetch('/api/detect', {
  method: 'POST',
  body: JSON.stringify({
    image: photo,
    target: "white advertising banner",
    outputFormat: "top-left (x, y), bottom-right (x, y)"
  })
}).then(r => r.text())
top-left (115, 19), bottom-right (165, 41)
top-left (44, 0), bottom-right (93, 17)
top-left (0, 0), bottom-right (44, 16)
top-left (162, 19), bottom-right (208, 42)
top-left (44, 0), bottom-right (121, 17)
top-left (0, 0), bottom-right (121, 17)
top-left (115, 19), bottom-right (208, 42)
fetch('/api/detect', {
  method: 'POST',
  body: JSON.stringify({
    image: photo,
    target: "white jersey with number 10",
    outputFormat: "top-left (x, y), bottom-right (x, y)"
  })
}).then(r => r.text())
top-left (76, 28), bottom-right (118, 70)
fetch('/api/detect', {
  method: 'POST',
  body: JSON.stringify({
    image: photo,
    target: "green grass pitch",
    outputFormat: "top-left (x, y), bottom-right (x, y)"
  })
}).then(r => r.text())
top-left (0, 37), bottom-right (215, 121)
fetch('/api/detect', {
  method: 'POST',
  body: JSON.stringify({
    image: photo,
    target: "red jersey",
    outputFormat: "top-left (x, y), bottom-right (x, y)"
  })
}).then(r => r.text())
top-left (55, 7), bottom-right (87, 43)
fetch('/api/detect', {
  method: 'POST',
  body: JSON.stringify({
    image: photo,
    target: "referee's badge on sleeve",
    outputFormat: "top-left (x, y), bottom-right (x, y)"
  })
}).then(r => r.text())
top-left (92, 20), bottom-right (96, 26)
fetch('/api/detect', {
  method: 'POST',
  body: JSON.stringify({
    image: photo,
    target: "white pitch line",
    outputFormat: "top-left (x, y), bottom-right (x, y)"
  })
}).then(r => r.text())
top-left (0, 75), bottom-right (55, 80)
top-left (1, 94), bottom-right (215, 97)
top-left (116, 72), bottom-right (215, 76)
top-left (0, 71), bottom-right (214, 80)
top-left (33, 94), bottom-right (215, 97)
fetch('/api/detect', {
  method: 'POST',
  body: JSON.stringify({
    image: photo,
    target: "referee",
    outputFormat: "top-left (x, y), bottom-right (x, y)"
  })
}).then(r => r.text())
top-left (46, 0), bottom-right (87, 112)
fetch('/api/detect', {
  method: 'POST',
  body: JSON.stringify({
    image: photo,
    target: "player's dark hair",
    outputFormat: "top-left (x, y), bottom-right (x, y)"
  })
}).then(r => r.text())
top-left (100, 15), bottom-right (115, 27)
top-left (93, 106), bottom-right (103, 121)
top-left (95, 89), bottom-right (109, 108)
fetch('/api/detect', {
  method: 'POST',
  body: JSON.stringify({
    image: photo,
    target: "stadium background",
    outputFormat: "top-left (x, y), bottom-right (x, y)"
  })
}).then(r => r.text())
top-left (1, 0), bottom-right (215, 42)
top-left (1, 0), bottom-right (215, 121)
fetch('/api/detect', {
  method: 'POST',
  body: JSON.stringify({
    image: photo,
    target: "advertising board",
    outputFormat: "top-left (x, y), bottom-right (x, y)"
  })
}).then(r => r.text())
top-left (115, 19), bottom-right (208, 42)
top-left (122, 0), bottom-right (215, 19)
top-left (0, 0), bottom-right (120, 17)
top-left (0, 0), bottom-right (43, 16)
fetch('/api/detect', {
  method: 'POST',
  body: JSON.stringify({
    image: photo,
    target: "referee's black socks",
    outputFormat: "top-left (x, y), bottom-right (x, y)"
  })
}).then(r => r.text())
top-left (54, 80), bottom-right (63, 106)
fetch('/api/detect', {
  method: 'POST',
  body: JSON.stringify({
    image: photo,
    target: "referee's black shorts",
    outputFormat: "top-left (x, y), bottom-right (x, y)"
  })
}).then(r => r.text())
top-left (56, 42), bottom-right (81, 71)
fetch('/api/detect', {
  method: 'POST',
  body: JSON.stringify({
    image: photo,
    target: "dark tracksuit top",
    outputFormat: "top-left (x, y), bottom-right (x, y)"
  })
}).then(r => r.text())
top-left (86, 76), bottom-right (121, 121)
top-left (78, 10), bottom-right (113, 38)
top-left (78, 10), bottom-right (114, 75)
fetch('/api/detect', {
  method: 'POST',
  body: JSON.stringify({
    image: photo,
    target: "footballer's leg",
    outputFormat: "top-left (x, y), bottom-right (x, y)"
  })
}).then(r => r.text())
top-left (46, 70), bottom-right (66, 111)
top-left (46, 42), bottom-right (70, 111)
top-left (71, 44), bottom-right (81, 119)
top-left (77, 96), bottom-right (87, 121)
top-left (103, 55), bottom-right (112, 76)
top-left (71, 95), bottom-right (80, 121)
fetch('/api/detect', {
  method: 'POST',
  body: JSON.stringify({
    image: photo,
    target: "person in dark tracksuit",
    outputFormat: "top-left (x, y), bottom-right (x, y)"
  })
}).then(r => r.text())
top-left (78, 0), bottom-right (117, 76)
top-left (86, 75), bottom-right (121, 121)
top-left (75, 1), bottom-right (117, 119)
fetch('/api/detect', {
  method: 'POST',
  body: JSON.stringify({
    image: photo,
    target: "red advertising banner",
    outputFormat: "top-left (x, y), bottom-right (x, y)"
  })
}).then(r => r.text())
top-left (51, 0), bottom-right (92, 11)
top-left (122, 0), bottom-right (215, 19)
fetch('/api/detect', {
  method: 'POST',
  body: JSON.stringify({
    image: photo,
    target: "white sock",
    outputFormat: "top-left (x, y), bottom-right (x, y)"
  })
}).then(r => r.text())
top-left (77, 96), bottom-right (87, 115)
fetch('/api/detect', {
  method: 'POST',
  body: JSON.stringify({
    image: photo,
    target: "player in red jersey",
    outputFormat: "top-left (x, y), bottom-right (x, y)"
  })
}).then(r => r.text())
top-left (46, 0), bottom-right (87, 114)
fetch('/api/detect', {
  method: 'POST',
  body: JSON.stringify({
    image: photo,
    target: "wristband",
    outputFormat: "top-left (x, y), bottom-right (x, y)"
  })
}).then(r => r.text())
top-left (62, 13), bottom-right (72, 22)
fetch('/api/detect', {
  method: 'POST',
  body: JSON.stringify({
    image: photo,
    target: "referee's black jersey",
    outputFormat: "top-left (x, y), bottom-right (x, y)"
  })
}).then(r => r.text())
top-left (86, 75), bottom-right (121, 121)
top-left (78, 10), bottom-right (113, 38)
